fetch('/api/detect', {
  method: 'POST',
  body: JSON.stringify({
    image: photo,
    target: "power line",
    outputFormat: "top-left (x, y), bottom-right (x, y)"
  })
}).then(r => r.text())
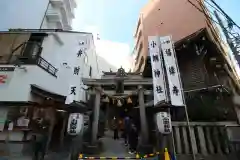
top-left (203, 0), bottom-right (223, 16)
top-left (207, 0), bottom-right (240, 30)
top-left (204, 0), bottom-right (240, 30)
top-left (187, 0), bottom-right (238, 39)
top-left (187, 0), bottom-right (240, 75)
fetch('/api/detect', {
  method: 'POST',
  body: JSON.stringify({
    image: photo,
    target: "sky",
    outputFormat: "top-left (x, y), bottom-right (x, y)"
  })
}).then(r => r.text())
top-left (72, 0), bottom-right (240, 71)
top-left (72, 0), bottom-right (148, 71)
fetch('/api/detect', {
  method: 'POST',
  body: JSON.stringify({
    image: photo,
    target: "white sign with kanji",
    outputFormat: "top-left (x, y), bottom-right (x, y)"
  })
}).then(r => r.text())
top-left (156, 112), bottom-right (172, 134)
top-left (148, 36), bottom-right (167, 106)
top-left (67, 113), bottom-right (84, 136)
top-left (65, 36), bottom-right (89, 104)
top-left (160, 36), bottom-right (185, 106)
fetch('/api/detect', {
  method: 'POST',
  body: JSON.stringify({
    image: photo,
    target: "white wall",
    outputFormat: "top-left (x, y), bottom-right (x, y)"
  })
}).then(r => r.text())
top-left (0, 31), bottom-right (100, 102)
top-left (40, 32), bottom-right (100, 78)
top-left (0, 0), bottom-right (49, 30)
top-left (0, 65), bottom-right (70, 101)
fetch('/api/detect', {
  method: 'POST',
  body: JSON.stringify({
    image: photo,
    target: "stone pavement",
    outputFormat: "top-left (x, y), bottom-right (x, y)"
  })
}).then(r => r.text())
top-left (98, 130), bottom-right (133, 158)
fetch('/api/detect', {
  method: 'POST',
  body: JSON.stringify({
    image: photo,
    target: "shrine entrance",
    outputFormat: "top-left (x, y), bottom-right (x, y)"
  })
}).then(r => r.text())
top-left (82, 67), bottom-right (154, 156)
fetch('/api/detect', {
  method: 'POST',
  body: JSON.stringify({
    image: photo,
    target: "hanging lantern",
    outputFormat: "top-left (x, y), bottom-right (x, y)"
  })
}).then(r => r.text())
top-left (117, 99), bottom-right (122, 107)
top-left (105, 96), bottom-right (109, 103)
top-left (127, 97), bottom-right (132, 104)
top-left (102, 96), bottom-right (109, 103)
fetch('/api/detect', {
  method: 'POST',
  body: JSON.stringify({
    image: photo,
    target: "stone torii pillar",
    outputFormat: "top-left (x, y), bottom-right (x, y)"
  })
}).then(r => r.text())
top-left (138, 85), bottom-right (153, 153)
top-left (91, 87), bottom-right (101, 144)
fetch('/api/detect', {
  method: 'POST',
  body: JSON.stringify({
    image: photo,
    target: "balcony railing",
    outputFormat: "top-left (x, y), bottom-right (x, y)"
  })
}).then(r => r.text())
top-left (0, 41), bottom-right (58, 77)
top-left (37, 56), bottom-right (58, 77)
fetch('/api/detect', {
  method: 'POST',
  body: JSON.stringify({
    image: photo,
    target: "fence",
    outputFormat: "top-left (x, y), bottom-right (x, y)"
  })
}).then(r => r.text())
top-left (172, 121), bottom-right (240, 160)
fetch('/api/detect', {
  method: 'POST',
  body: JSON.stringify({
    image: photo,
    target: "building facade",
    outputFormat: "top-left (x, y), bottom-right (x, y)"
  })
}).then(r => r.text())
top-left (130, 0), bottom-right (240, 158)
top-left (0, 0), bottom-right (77, 30)
top-left (132, 0), bottom-right (238, 76)
top-left (0, 30), bottom-right (102, 156)
top-left (0, 30), bottom-right (100, 102)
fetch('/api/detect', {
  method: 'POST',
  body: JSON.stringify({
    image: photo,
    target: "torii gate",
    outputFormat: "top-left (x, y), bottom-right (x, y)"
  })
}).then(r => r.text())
top-left (82, 67), bottom-right (154, 152)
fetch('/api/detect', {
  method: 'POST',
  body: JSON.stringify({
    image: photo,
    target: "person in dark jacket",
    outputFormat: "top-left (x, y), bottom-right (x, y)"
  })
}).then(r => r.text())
top-left (112, 117), bottom-right (119, 140)
top-left (123, 116), bottom-right (130, 146)
top-left (32, 118), bottom-right (49, 160)
top-left (128, 123), bottom-right (138, 154)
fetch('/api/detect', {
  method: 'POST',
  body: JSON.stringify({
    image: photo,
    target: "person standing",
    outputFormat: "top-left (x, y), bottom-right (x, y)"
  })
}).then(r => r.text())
top-left (112, 117), bottom-right (119, 140)
top-left (123, 116), bottom-right (130, 146)
top-left (128, 123), bottom-right (138, 154)
top-left (32, 118), bottom-right (49, 160)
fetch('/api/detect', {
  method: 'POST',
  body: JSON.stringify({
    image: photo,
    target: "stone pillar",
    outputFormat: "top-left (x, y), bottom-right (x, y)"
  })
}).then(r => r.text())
top-left (212, 127), bottom-right (222, 154)
top-left (205, 127), bottom-right (214, 154)
top-left (91, 89), bottom-right (101, 144)
top-left (182, 126), bottom-right (190, 154)
top-left (174, 126), bottom-right (182, 154)
top-left (138, 85), bottom-right (153, 153)
top-left (197, 126), bottom-right (207, 155)
top-left (138, 85), bottom-right (149, 143)
top-left (219, 127), bottom-right (229, 153)
top-left (189, 126), bottom-right (198, 154)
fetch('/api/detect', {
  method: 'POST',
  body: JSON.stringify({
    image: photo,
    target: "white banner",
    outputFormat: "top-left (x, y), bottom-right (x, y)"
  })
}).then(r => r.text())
top-left (160, 36), bottom-right (185, 106)
top-left (148, 36), bottom-right (167, 106)
top-left (156, 112), bottom-right (172, 134)
top-left (65, 37), bottom-right (89, 104)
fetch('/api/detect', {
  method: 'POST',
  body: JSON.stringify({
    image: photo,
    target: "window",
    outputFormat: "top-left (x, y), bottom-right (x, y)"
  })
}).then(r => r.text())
top-left (89, 66), bottom-right (92, 77)
top-left (23, 33), bottom-right (46, 57)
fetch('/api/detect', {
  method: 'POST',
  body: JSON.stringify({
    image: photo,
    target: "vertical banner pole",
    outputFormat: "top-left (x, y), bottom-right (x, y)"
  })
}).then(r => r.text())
top-left (159, 35), bottom-right (196, 160)
top-left (169, 36), bottom-right (196, 160)
top-left (159, 42), bottom-right (176, 158)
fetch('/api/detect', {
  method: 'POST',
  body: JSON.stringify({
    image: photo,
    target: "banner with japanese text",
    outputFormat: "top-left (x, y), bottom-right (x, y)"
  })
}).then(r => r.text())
top-left (160, 36), bottom-right (185, 106)
top-left (148, 36), bottom-right (167, 106)
top-left (65, 36), bottom-right (89, 104)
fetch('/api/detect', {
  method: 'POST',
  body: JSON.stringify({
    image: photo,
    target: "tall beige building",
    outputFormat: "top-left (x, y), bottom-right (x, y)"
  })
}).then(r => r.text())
top-left (133, 0), bottom-right (209, 72)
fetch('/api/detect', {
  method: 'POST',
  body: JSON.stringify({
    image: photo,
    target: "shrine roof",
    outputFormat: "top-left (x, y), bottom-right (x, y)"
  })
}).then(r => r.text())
top-left (174, 28), bottom-right (206, 49)
top-left (102, 71), bottom-right (141, 76)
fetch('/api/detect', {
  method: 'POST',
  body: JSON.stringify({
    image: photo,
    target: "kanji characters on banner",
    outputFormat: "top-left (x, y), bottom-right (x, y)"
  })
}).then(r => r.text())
top-left (67, 113), bottom-right (84, 135)
top-left (65, 37), bottom-right (88, 104)
top-left (156, 112), bottom-right (172, 134)
top-left (160, 36), bottom-right (185, 106)
top-left (148, 36), bottom-right (167, 106)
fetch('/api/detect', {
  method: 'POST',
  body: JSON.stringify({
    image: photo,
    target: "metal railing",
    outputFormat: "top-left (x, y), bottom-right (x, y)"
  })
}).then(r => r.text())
top-left (0, 41), bottom-right (58, 77)
top-left (37, 56), bottom-right (58, 77)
